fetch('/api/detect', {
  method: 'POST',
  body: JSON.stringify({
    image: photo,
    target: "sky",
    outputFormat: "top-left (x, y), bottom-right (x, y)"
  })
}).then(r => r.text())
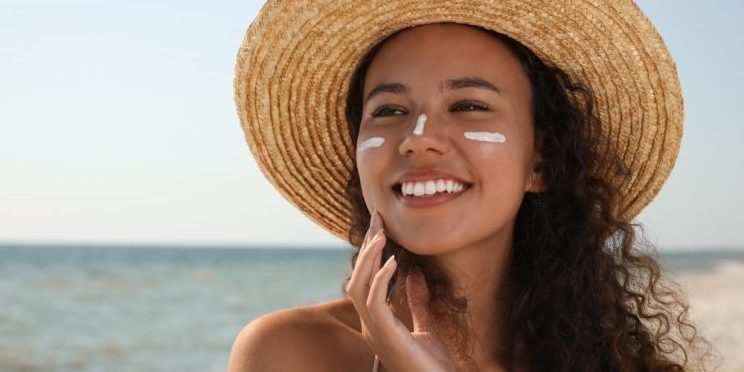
top-left (1, 1), bottom-right (742, 250)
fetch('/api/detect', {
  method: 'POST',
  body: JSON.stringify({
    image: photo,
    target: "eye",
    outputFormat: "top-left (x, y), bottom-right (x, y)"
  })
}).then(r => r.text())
top-left (371, 105), bottom-right (407, 117)
top-left (451, 100), bottom-right (489, 112)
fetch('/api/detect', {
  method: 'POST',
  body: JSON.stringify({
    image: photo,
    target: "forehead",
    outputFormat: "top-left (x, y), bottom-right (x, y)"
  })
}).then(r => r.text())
top-left (363, 23), bottom-right (525, 94)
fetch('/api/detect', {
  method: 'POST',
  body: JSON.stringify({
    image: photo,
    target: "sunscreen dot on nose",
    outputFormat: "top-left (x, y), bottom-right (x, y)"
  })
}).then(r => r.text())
top-left (464, 131), bottom-right (507, 143)
top-left (413, 113), bottom-right (427, 136)
top-left (357, 136), bottom-right (386, 152)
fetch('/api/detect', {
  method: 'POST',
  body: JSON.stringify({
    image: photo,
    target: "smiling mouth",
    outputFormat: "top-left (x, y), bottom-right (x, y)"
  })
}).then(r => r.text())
top-left (390, 182), bottom-right (473, 198)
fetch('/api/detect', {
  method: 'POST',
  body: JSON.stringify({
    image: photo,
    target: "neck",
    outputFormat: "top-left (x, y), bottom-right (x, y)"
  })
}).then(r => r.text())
top-left (389, 225), bottom-right (515, 369)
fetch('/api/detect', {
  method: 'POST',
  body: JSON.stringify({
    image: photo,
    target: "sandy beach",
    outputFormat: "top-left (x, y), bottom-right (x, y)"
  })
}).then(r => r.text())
top-left (670, 261), bottom-right (744, 372)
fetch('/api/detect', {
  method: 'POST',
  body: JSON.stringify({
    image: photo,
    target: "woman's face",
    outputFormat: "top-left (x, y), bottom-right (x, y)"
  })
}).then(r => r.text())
top-left (356, 23), bottom-right (542, 255)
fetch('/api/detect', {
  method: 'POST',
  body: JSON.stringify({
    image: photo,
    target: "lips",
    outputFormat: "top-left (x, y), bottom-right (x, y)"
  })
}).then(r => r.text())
top-left (388, 167), bottom-right (474, 208)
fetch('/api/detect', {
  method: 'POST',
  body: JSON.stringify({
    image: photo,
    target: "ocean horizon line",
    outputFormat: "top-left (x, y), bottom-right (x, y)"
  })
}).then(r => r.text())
top-left (0, 240), bottom-right (742, 253)
top-left (0, 240), bottom-right (350, 250)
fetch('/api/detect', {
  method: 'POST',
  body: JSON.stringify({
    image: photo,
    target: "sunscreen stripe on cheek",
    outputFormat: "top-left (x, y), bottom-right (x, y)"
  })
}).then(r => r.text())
top-left (464, 131), bottom-right (507, 143)
top-left (357, 136), bottom-right (386, 152)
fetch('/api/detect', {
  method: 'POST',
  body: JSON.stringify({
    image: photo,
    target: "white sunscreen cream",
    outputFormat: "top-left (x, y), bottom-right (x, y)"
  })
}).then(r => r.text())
top-left (413, 113), bottom-right (427, 136)
top-left (357, 136), bottom-right (386, 152)
top-left (464, 131), bottom-right (507, 143)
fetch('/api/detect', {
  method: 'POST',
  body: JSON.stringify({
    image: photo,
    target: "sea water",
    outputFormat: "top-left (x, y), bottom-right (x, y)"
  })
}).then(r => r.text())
top-left (1, 244), bottom-right (742, 371)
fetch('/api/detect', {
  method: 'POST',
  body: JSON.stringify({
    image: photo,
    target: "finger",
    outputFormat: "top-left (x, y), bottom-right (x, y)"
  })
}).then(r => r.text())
top-left (354, 223), bottom-right (383, 273)
top-left (347, 212), bottom-right (386, 341)
top-left (347, 232), bottom-right (386, 333)
top-left (367, 255), bottom-right (400, 329)
top-left (357, 231), bottom-right (385, 286)
top-left (361, 209), bottom-right (381, 249)
top-left (406, 271), bottom-right (432, 333)
top-left (368, 233), bottom-right (386, 289)
top-left (347, 232), bottom-right (383, 295)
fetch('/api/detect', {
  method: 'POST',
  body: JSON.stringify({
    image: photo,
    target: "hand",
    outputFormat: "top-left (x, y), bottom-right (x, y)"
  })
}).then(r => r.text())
top-left (346, 210), bottom-right (457, 372)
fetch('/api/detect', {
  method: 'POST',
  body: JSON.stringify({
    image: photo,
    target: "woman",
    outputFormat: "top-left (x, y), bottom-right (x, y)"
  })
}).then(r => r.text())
top-left (229, 1), bottom-right (713, 371)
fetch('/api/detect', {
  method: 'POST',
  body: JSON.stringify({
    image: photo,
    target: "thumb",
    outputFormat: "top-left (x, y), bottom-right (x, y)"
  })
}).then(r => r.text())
top-left (406, 271), bottom-right (432, 333)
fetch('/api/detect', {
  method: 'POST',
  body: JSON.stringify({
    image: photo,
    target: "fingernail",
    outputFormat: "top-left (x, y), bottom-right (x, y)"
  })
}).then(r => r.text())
top-left (385, 255), bottom-right (396, 266)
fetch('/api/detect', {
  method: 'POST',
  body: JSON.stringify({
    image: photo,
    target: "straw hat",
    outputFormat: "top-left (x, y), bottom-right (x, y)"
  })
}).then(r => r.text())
top-left (234, 0), bottom-right (683, 241)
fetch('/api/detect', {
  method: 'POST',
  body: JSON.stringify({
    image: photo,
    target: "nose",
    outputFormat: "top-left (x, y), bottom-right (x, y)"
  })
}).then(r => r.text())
top-left (398, 113), bottom-right (451, 157)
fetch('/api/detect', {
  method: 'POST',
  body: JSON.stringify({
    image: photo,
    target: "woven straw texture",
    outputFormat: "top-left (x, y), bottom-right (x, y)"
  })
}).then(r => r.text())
top-left (234, 0), bottom-right (683, 241)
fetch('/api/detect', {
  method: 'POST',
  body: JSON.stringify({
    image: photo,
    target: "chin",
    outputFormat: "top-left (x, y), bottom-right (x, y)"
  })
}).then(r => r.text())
top-left (388, 231), bottom-right (460, 256)
top-left (402, 244), bottom-right (452, 256)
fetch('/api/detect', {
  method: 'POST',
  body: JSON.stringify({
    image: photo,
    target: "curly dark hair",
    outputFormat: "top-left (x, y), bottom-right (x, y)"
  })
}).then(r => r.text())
top-left (341, 25), bottom-right (715, 372)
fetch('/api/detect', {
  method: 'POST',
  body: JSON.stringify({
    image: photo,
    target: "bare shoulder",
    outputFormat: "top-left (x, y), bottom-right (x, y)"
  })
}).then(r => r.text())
top-left (228, 297), bottom-right (373, 372)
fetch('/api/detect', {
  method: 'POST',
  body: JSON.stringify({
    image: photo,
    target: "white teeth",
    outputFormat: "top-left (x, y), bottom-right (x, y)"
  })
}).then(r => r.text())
top-left (399, 179), bottom-right (469, 197)
top-left (413, 183), bottom-right (425, 196)
top-left (403, 183), bottom-right (412, 195)
top-left (424, 181), bottom-right (436, 195)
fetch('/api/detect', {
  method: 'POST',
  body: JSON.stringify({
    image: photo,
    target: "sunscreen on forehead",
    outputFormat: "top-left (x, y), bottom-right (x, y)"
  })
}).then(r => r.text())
top-left (413, 114), bottom-right (427, 136)
top-left (464, 131), bottom-right (507, 143)
top-left (358, 136), bottom-right (386, 152)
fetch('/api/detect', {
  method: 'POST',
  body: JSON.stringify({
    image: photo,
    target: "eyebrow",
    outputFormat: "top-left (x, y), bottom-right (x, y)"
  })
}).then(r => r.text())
top-left (444, 77), bottom-right (501, 94)
top-left (364, 76), bottom-right (501, 104)
top-left (365, 83), bottom-right (406, 105)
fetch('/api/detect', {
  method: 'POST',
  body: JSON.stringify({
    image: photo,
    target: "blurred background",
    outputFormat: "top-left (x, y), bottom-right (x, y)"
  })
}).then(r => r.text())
top-left (1, 0), bottom-right (742, 371)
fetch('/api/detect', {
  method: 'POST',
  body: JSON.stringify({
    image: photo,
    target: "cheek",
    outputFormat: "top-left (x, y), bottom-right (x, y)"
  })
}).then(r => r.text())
top-left (460, 137), bottom-right (532, 206)
top-left (355, 135), bottom-right (393, 209)
top-left (479, 155), bottom-right (528, 201)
